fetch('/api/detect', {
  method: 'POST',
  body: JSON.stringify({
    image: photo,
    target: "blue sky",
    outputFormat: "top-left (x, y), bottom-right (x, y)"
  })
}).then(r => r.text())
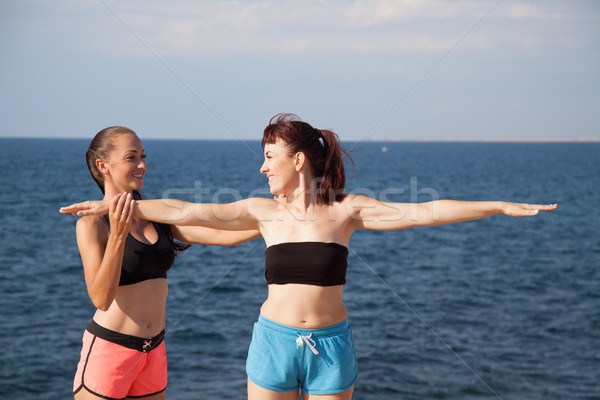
top-left (1, 0), bottom-right (599, 140)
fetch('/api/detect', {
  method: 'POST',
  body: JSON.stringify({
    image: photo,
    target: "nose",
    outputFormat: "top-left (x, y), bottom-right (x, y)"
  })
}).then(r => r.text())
top-left (260, 160), bottom-right (268, 174)
top-left (138, 158), bottom-right (147, 171)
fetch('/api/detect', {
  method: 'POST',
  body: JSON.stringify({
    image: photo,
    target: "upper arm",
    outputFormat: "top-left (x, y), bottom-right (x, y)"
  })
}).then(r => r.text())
top-left (347, 195), bottom-right (430, 231)
top-left (75, 217), bottom-right (108, 290)
top-left (172, 225), bottom-right (261, 246)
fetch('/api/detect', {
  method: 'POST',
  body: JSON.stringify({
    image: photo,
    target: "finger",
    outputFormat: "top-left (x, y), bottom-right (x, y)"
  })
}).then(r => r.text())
top-left (117, 193), bottom-right (129, 215)
top-left (76, 210), bottom-right (95, 217)
top-left (109, 194), bottom-right (121, 215)
top-left (59, 202), bottom-right (84, 213)
top-left (524, 203), bottom-right (557, 212)
top-left (125, 199), bottom-right (135, 223)
top-left (119, 193), bottom-right (133, 219)
top-left (59, 202), bottom-right (90, 216)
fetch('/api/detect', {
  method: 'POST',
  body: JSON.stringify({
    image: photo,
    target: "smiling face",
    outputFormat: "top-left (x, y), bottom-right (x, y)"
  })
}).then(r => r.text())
top-left (260, 140), bottom-right (300, 196)
top-left (99, 134), bottom-right (146, 194)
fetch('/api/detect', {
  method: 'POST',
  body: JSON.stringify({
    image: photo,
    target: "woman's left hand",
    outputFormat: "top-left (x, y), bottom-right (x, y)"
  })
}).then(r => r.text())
top-left (502, 202), bottom-right (557, 217)
top-left (59, 197), bottom-right (113, 216)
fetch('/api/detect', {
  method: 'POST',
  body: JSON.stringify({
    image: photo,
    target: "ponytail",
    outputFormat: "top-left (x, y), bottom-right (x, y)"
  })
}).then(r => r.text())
top-left (262, 114), bottom-right (354, 205)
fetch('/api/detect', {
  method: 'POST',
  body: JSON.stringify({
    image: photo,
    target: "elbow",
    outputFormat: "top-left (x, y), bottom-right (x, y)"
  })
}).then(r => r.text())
top-left (93, 301), bottom-right (111, 312)
top-left (93, 298), bottom-right (113, 311)
top-left (418, 203), bottom-right (439, 227)
top-left (227, 234), bottom-right (260, 246)
top-left (89, 292), bottom-right (114, 311)
top-left (218, 232), bottom-right (260, 246)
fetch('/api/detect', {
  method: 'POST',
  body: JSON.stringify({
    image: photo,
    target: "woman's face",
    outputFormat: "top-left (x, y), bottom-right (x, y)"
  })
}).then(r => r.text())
top-left (260, 140), bottom-right (298, 195)
top-left (102, 134), bottom-right (146, 193)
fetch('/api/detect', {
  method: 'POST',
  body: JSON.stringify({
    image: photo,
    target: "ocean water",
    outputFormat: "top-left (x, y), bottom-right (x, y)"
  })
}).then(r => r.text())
top-left (1, 138), bottom-right (598, 400)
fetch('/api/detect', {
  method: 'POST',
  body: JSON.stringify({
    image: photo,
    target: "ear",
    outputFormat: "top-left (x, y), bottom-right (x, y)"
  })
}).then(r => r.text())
top-left (96, 158), bottom-right (109, 175)
top-left (294, 152), bottom-right (306, 172)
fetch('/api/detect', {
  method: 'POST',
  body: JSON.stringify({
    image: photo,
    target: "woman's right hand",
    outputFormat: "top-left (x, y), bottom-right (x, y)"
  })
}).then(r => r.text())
top-left (108, 193), bottom-right (134, 239)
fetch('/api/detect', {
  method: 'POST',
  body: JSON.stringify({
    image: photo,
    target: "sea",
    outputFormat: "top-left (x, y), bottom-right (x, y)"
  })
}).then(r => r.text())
top-left (1, 138), bottom-right (598, 400)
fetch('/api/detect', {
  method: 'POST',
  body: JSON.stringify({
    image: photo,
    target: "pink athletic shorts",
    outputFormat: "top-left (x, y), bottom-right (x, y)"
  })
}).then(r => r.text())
top-left (73, 320), bottom-right (167, 399)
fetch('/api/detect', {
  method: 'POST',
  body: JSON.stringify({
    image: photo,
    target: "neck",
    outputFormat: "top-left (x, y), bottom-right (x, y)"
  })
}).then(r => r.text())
top-left (103, 185), bottom-right (133, 201)
top-left (285, 172), bottom-right (319, 211)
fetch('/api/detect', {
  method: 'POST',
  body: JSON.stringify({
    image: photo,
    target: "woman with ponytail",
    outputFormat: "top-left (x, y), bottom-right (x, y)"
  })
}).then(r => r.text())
top-left (62, 115), bottom-right (556, 400)
top-left (70, 127), bottom-right (259, 400)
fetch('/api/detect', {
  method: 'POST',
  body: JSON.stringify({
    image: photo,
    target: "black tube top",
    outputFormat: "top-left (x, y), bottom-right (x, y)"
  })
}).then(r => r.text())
top-left (265, 242), bottom-right (348, 286)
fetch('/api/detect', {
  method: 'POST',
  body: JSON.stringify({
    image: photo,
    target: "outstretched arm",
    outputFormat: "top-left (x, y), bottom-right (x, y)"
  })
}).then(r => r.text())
top-left (61, 194), bottom-right (261, 231)
top-left (348, 195), bottom-right (557, 231)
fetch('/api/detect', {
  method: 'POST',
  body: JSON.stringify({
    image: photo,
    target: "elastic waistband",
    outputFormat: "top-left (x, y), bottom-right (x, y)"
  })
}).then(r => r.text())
top-left (257, 315), bottom-right (349, 338)
top-left (87, 320), bottom-right (165, 353)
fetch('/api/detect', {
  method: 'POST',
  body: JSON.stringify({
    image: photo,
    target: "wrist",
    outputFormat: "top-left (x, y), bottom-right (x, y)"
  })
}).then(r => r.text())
top-left (107, 231), bottom-right (127, 245)
top-left (496, 201), bottom-right (507, 215)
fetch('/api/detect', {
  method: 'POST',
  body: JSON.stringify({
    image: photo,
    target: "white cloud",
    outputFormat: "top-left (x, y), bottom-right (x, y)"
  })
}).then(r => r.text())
top-left (11, 0), bottom-right (598, 56)
top-left (345, 0), bottom-right (489, 26)
top-left (101, 0), bottom-right (504, 54)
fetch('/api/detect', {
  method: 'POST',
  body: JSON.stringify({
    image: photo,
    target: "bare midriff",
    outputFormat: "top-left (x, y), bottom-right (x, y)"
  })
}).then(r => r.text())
top-left (92, 278), bottom-right (167, 338)
top-left (260, 284), bottom-right (347, 329)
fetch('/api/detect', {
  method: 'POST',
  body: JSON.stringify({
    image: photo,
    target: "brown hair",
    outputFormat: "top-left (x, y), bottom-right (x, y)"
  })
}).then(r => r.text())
top-left (86, 126), bottom-right (136, 195)
top-left (86, 126), bottom-right (190, 254)
top-left (262, 114), bottom-right (353, 205)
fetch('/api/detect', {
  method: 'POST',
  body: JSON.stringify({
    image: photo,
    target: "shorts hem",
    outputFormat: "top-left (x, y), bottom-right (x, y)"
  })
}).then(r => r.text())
top-left (248, 377), bottom-right (299, 392)
top-left (127, 387), bottom-right (167, 398)
top-left (73, 384), bottom-right (126, 400)
top-left (301, 372), bottom-right (358, 395)
top-left (73, 384), bottom-right (166, 399)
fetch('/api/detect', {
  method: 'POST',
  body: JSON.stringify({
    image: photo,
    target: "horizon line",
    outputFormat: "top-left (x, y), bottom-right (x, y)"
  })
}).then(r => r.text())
top-left (1, 135), bottom-right (599, 143)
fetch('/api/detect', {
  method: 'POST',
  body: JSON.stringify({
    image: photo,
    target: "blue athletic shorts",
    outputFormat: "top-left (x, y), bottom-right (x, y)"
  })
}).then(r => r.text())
top-left (246, 315), bottom-right (358, 395)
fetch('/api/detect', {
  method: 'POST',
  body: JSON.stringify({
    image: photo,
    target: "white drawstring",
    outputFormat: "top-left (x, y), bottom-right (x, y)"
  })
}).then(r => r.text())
top-left (296, 333), bottom-right (319, 355)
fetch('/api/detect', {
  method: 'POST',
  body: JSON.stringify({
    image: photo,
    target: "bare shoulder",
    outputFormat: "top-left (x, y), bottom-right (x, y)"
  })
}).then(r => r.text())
top-left (76, 215), bottom-right (109, 238)
top-left (339, 194), bottom-right (375, 208)
top-left (342, 194), bottom-right (368, 203)
top-left (336, 194), bottom-right (382, 225)
top-left (245, 197), bottom-right (279, 222)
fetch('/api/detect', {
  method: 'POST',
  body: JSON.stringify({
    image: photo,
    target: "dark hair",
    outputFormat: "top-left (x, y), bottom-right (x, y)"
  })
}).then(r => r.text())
top-left (86, 126), bottom-right (190, 254)
top-left (262, 114), bottom-right (353, 205)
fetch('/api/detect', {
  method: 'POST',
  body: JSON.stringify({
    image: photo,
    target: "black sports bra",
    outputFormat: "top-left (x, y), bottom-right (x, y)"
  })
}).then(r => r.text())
top-left (104, 216), bottom-right (175, 286)
top-left (265, 242), bottom-right (348, 286)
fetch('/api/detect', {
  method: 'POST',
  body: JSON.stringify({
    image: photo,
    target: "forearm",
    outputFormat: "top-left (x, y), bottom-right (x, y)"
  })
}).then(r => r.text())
top-left (135, 199), bottom-right (257, 230)
top-left (420, 200), bottom-right (504, 226)
top-left (134, 199), bottom-right (198, 225)
top-left (208, 229), bottom-right (261, 246)
top-left (88, 235), bottom-right (126, 310)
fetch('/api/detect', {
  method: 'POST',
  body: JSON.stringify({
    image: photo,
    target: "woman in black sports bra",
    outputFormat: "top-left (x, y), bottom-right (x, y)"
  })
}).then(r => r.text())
top-left (62, 116), bottom-right (556, 400)
top-left (67, 127), bottom-right (259, 400)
